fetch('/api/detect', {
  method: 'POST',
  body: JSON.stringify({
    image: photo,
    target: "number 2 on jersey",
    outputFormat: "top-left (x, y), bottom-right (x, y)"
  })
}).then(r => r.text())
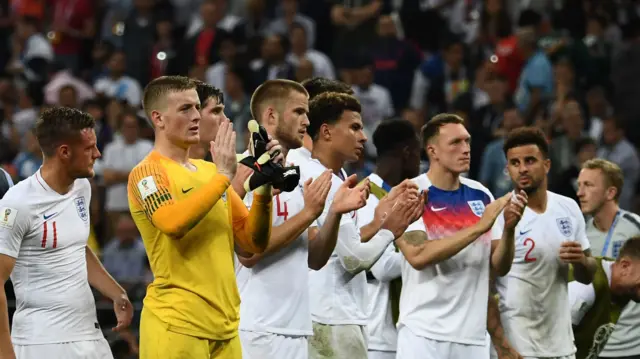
top-left (41, 221), bottom-right (58, 249)
top-left (524, 238), bottom-right (537, 262)
top-left (275, 195), bottom-right (288, 220)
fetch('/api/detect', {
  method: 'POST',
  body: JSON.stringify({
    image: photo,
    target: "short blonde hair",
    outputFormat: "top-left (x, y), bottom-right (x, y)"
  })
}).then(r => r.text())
top-left (582, 158), bottom-right (624, 202)
top-left (142, 76), bottom-right (197, 120)
top-left (250, 79), bottom-right (309, 121)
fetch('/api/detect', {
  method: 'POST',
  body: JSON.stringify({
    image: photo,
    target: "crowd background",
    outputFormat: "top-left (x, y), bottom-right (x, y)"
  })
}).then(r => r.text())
top-left (1, 0), bottom-right (640, 357)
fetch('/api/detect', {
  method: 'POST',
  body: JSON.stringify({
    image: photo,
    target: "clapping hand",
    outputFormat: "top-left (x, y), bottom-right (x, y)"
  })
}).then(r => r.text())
top-left (330, 174), bottom-right (369, 214)
top-left (504, 190), bottom-right (528, 231)
top-left (210, 120), bottom-right (238, 180)
top-left (303, 171), bottom-right (333, 218)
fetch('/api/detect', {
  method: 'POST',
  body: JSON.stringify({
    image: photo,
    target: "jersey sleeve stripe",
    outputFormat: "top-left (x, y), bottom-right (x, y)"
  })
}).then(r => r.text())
top-left (128, 160), bottom-right (175, 220)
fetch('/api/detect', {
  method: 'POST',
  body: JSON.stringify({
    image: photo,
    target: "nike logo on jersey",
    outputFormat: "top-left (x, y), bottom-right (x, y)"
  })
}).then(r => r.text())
top-left (430, 206), bottom-right (446, 212)
top-left (182, 187), bottom-right (194, 194)
top-left (519, 229), bottom-right (532, 235)
top-left (43, 213), bottom-right (57, 220)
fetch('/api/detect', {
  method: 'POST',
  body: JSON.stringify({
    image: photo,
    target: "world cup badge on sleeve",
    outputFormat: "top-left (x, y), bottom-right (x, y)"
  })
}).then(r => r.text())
top-left (556, 217), bottom-right (573, 237)
top-left (74, 197), bottom-right (89, 222)
top-left (0, 207), bottom-right (17, 229)
top-left (467, 200), bottom-right (486, 217)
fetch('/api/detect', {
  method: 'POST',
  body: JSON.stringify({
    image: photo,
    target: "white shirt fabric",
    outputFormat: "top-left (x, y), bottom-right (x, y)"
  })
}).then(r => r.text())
top-left (585, 210), bottom-right (640, 357)
top-left (102, 139), bottom-right (153, 211)
top-left (399, 174), bottom-right (497, 346)
top-left (0, 171), bottom-right (103, 345)
top-left (286, 147), bottom-right (312, 168)
top-left (238, 184), bottom-right (313, 336)
top-left (300, 158), bottom-right (397, 326)
top-left (358, 173), bottom-right (424, 352)
top-left (494, 191), bottom-right (590, 358)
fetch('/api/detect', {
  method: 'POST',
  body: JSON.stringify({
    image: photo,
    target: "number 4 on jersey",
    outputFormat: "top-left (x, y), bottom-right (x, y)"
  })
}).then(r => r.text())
top-left (275, 195), bottom-right (288, 221)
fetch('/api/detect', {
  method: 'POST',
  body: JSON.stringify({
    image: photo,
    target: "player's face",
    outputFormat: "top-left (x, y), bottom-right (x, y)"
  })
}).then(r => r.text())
top-left (155, 89), bottom-right (201, 148)
top-left (403, 140), bottom-right (421, 179)
top-left (199, 97), bottom-right (227, 144)
top-left (65, 128), bottom-right (101, 179)
top-left (616, 258), bottom-right (640, 302)
top-left (577, 168), bottom-right (611, 215)
top-left (506, 144), bottom-right (550, 194)
top-left (275, 91), bottom-right (309, 150)
top-left (325, 110), bottom-right (367, 163)
top-left (428, 123), bottom-right (470, 174)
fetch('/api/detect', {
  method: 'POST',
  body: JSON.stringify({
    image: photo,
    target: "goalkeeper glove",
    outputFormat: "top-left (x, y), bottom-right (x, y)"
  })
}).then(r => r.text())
top-left (238, 120), bottom-right (300, 193)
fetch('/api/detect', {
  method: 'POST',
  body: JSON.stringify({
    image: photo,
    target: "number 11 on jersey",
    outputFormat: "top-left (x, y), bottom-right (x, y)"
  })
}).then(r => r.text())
top-left (41, 221), bottom-right (58, 249)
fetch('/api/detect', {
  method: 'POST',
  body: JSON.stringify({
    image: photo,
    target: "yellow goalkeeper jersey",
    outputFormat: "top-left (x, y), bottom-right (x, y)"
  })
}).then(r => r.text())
top-left (127, 150), bottom-right (271, 340)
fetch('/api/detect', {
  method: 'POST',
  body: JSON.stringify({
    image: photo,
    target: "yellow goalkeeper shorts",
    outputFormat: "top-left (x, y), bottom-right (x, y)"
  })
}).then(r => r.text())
top-left (139, 308), bottom-right (242, 359)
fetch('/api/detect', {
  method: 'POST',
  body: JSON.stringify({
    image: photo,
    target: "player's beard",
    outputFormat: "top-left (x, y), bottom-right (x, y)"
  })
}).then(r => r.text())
top-left (517, 176), bottom-right (542, 195)
top-left (275, 122), bottom-right (300, 151)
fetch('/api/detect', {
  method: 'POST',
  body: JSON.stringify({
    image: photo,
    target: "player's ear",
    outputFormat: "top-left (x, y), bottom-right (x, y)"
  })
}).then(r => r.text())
top-left (151, 110), bottom-right (164, 129)
top-left (320, 123), bottom-right (331, 141)
top-left (605, 186), bottom-right (618, 201)
top-left (543, 158), bottom-right (551, 174)
top-left (58, 144), bottom-right (70, 160)
top-left (265, 106), bottom-right (277, 127)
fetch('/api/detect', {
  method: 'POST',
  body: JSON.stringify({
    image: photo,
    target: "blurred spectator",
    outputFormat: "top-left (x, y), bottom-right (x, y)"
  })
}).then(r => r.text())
top-left (351, 57), bottom-right (393, 133)
top-left (267, 0), bottom-right (315, 49)
top-left (120, 0), bottom-right (156, 85)
top-left (186, 0), bottom-right (242, 39)
top-left (294, 57), bottom-right (314, 83)
top-left (49, 0), bottom-right (95, 74)
top-left (223, 67), bottom-right (251, 152)
top-left (513, 27), bottom-right (553, 115)
top-left (598, 116), bottom-right (640, 211)
top-left (7, 16), bottom-right (53, 85)
top-left (149, 11), bottom-right (179, 80)
top-left (330, 0), bottom-right (382, 69)
top-left (554, 136), bottom-right (597, 202)
top-left (205, 32), bottom-right (239, 93)
top-left (11, 84), bottom-right (40, 141)
top-left (611, 22), bottom-right (640, 147)
top-left (584, 85), bottom-right (611, 141)
top-left (44, 62), bottom-right (95, 105)
top-left (287, 22), bottom-right (334, 80)
top-left (371, 14), bottom-right (422, 113)
top-left (179, 0), bottom-right (232, 75)
top-left (410, 36), bottom-right (469, 115)
top-left (549, 100), bottom-right (585, 188)
top-left (11, 128), bottom-right (42, 181)
top-left (58, 84), bottom-right (79, 108)
top-left (479, 103), bottom-right (524, 197)
top-left (102, 214), bottom-right (148, 284)
top-left (249, 34), bottom-right (295, 90)
top-left (94, 51), bottom-right (143, 107)
top-left (102, 110), bottom-right (153, 239)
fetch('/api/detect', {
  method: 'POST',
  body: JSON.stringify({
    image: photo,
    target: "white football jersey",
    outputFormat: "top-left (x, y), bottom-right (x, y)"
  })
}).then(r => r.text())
top-left (493, 191), bottom-right (590, 357)
top-left (299, 158), bottom-right (368, 325)
top-left (0, 171), bottom-right (103, 345)
top-left (286, 147), bottom-right (312, 168)
top-left (399, 174), bottom-right (497, 346)
top-left (238, 184), bottom-right (313, 336)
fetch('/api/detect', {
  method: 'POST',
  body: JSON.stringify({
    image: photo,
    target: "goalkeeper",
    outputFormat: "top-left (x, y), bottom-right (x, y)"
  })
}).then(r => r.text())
top-left (127, 76), bottom-right (282, 359)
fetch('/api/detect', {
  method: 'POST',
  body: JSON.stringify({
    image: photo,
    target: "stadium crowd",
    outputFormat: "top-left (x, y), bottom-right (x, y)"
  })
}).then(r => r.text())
top-left (1, 0), bottom-right (640, 358)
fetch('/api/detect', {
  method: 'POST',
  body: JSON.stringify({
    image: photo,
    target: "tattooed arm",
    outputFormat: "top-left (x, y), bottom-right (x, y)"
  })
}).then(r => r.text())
top-left (487, 273), bottom-right (523, 359)
top-left (395, 224), bottom-right (485, 270)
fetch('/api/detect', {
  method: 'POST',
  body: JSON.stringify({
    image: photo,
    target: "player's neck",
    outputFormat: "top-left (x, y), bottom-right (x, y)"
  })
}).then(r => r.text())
top-left (154, 137), bottom-right (191, 166)
top-left (188, 144), bottom-right (207, 160)
top-left (302, 135), bottom-right (313, 152)
top-left (312, 144), bottom-right (344, 174)
top-left (527, 187), bottom-right (548, 213)
top-left (426, 165), bottom-right (460, 191)
top-left (375, 158), bottom-right (402, 186)
top-left (593, 201), bottom-right (620, 232)
top-left (40, 160), bottom-right (75, 195)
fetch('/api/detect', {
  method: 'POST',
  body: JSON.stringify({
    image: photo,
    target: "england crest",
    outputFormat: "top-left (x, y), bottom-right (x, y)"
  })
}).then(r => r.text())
top-left (74, 196), bottom-right (89, 222)
top-left (468, 200), bottom-right (486, 217)
top-left (556, 217), bottom-right (572, 237)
